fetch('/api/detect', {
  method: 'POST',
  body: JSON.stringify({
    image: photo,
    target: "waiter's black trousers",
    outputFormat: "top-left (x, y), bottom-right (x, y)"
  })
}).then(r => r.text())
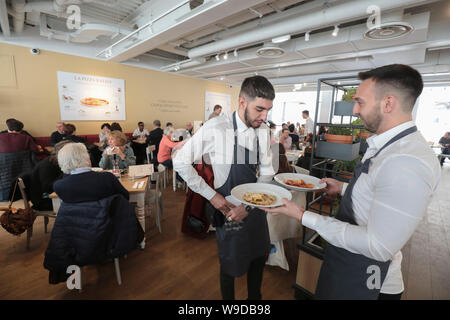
top-left (220, 256), bottom-right (266, 300)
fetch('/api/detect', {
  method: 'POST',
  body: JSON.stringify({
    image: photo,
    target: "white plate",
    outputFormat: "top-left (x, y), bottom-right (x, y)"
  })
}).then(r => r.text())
top-left (230, 183), bottom-right (292, 208)
top-left (274, 173), bottom-right (326, 192)
top-left (91, 167), bottom-right (103, 172)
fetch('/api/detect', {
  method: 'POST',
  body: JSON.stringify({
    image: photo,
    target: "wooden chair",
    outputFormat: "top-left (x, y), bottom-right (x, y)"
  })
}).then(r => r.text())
top-left (145, 170), bottom-right (165, 233)
top-left (17, 177), bottom-right (56, 250)
top-left (157, 163), bottom-right (169, 189)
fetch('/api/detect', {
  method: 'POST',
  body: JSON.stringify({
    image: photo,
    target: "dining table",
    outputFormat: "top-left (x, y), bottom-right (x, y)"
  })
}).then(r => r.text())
top-left (50, 171), bottom-right (150, 232)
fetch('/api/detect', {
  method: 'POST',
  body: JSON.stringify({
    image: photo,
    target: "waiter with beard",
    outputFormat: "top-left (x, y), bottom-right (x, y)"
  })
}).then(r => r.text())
top-left (263, 64), bottom-right (441, 300)
top-left (173, 76), bottom-right (275, 300)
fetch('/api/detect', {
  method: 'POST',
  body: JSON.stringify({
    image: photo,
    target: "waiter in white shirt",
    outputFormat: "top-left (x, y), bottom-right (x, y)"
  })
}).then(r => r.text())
top-left (173, 76), bottom-right (275, 300)
top-left (264, 64), bottom-right (441, 300)
top-left (302, 110), bottom-right (314, 136)
top-left (132, 122), bottom-right (149, 140)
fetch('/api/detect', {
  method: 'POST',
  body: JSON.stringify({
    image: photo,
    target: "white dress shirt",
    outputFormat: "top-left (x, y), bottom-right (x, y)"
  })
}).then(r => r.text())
top-left (132, 128), bottom-right (149, 139)
top-left (304, 117), bottom-right (314, 136)
top-left (302, 121), bottom-right (441, 294)
top-left (173, 112), bottom-right (275, 200)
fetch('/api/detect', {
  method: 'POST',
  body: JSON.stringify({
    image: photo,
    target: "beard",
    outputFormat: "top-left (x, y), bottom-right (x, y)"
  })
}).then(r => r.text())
top-left (244, 106), bottom-right (263, 128)
top-left (360, 106), bottom-right (382, 133)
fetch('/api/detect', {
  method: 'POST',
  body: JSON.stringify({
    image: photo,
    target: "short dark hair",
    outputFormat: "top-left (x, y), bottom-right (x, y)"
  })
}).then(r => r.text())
top-left (213, 104), bottom-right (222, 111)
top-left (358, 64), bottom-right (423, 112)
top-left (101, 123), bottom-right (111, 130)
top-left (138, 122), bottom-right (144, 126)
top-left (282, 128), bottom-right (289, 133)
top-left (63, 123), bottom-right (76, 135)
top-left (110, 122), bottom-right (122, 132)
top-left (239, 76), bottom-right (275, 101)
top-left (288, 124), bottom-right (295, 132)
top-left (153, 120), bottom-right (161, 127)
top-left (166, 122), bottom-right (173, 127)
top-left (7, 119), bottom-right (22, 131)
top-left (302, 110), bottom-right (309, 116)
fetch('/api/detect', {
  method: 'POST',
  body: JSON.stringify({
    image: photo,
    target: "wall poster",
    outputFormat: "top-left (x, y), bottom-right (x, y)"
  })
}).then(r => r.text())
top-left (57, 71), bottom-right (126, 121)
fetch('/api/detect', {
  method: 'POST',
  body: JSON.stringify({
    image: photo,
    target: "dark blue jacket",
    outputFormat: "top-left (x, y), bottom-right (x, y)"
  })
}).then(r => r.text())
top-left (53, 171), bottom-right (129, 203)
top-left (43, 194), bottom-right (144, 284)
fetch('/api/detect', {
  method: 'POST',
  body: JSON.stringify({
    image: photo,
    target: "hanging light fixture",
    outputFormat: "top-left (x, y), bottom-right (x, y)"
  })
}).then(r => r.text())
top-left (223, 52), bottom-right (228, 60)
top-left (305, 31), bottom-right (310, 41)
top-left (233, 49), bottom-right (238, 57)
top-left (215, 54), bottom-right (220, 61)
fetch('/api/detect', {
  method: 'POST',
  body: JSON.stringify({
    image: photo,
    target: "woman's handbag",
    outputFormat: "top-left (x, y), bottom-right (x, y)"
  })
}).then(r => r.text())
top-left (0, 180), bottom-right (37, 235)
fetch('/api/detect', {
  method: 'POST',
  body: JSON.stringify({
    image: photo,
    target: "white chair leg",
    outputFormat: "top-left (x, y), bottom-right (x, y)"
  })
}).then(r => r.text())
top-left (173, 171), bottom-right (176, 192)
top-left (114, 258), bottom-right (122, 285)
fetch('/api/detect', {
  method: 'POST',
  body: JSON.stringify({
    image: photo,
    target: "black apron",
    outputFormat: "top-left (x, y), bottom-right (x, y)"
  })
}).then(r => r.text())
top-left (315, 125), bottom-right (417, 300)
top-left (215, 112), bottom-right (271, 277)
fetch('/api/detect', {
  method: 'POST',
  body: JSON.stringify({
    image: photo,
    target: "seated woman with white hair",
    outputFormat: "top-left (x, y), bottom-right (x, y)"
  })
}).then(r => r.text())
top-left (157, 126), bottom-right (184, 169)
top-left (53, 143), bottom-right (129, 203)
top-left (99, 130), bottom-right (136, 170)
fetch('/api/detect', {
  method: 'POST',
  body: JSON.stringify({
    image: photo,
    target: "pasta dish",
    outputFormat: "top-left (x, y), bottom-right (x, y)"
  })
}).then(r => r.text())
top-left (243, 192), bottom-right (276, 205)
top-left (285, 179), bottom-right (314, 188)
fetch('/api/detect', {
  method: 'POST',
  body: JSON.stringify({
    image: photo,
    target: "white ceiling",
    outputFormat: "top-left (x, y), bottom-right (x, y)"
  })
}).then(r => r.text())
top-left (1, 0), bottom-right (450, 91)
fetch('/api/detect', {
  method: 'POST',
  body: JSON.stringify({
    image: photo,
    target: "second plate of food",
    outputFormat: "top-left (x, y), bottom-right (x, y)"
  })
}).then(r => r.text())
top-left (230, 183), bottom-right (292, 208)
top-left (274, 173), bottom-right (326, 191)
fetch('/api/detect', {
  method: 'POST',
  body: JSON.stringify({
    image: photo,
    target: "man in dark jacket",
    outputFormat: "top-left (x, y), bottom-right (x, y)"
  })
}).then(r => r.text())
top-left (146, 120), bottom-right (164, 163)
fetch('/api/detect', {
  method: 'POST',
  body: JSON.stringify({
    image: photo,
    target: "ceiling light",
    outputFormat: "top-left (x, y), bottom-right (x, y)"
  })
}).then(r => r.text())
top-left (422, 72), bottom-right (450, 76)
top-left (254, 72), bottom-right (258, 76)
top-left (215, 54), bottom-right (220, 61)
top-left (305, 32), bottom-right (310, 42)
top-left (105, 48), bottom-right (112, 58)
top-left (223, 52), bottom-right (228, 60)
top-left (364, 21), bottom-right (413, 40)
top-left (332, 25), bottom-right (339, 37)
top-left (219, 76), bottom-right (225, 80)
top-left (272, 34), bottom-right (291, 44)
top-left (234, 49), bottom-right (238, 57)
top-left (294, 83), bottom-right (303, 90)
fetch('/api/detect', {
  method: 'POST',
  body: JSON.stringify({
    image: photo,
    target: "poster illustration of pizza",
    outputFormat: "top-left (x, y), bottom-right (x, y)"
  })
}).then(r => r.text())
top-left (57, 71), bottom-right (126, 121)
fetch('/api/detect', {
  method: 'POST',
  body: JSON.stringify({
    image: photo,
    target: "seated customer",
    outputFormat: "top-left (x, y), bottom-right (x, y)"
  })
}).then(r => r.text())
top-left (0, 119), bottom-right (41, 154)
top-left (99, 123), bottom-right (111, 147)
top-left (61, 123), bottom-right (85, 143)
top-left (50, 122), bottom-right (66, 146)
top-left (28, 140), bottom-right (71, 210)
top-left (288, 124), bottom-right (300, 149)
top-left (99, 131), bottom-right (136, 170)
top-left (279, 128), bottom-right (292, 151)
top-left (274, 143), bottom-right (294, 174)
top-left (439, 131), bottom-right (450, 166)
top-left (54, 143), bottom-right (129, 202)
top-left (157, 126), bottom-right (182, 169)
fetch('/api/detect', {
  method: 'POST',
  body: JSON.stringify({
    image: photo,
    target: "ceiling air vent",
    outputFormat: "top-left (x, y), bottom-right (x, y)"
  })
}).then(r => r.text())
top-left (364, 21), bottom-right (413, 40)
top-left (256, 43), bottom-right (285, 58)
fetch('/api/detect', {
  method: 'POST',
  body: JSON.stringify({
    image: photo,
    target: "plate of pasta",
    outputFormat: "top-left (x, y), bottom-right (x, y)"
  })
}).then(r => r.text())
top-left (274, 173), bottom-right (326, 192)
top-left (230, 183), bottom-right (292, 208)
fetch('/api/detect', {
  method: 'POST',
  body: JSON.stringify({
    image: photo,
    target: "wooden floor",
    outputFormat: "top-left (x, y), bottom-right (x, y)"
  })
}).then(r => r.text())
top-left (0, 164), bottom-right (449, 300)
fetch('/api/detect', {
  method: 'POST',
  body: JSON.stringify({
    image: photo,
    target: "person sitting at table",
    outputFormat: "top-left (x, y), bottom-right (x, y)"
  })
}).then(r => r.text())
top-left (50, 122), bottom-right (66, 146)
top-left (132, 122), bottom-right (149, 140)
top-left (157, 127), bottom-right (182, 169)
top-left (99, 130), bottom-right (136, 170)
top-left (186, 122), bottom-right (194, 136)
top-left (99, 123), bottom-right (111, 147)
top-left (28, 140), bottom-right (71, 210)
top-left (279, 128), bottom-right (292, 151)
top-left (0, 119), bottom-right (42, 154)
top-left (166, 122), bottom-right (173, 128)
top-left (288, 124), bottom-right (300, 149)
top-left (54, 142), bottom-right (129, 202)
top-left (61, 123), bottom-right (85, 143)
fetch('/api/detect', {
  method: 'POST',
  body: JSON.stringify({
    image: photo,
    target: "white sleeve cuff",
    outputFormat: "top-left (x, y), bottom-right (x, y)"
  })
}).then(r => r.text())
top-left (202, 187), bottom-right (217, 201)
top-left (341, 182), bottom-right (349, 195)
top-left (302, 211), bottom-right (318, 230)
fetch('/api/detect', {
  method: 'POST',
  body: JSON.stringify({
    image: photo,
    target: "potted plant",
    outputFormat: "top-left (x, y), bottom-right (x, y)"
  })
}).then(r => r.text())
top-left (325, 126), bottom-right (353, 144)
top-left (333, 155), bottom-right (361, 180)
top-left (334, 88), bottom-right (357, 116)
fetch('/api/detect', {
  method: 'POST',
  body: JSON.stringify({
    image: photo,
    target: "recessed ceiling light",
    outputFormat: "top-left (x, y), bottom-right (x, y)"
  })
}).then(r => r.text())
top-left (272, 34), bottom-right (291, 44)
